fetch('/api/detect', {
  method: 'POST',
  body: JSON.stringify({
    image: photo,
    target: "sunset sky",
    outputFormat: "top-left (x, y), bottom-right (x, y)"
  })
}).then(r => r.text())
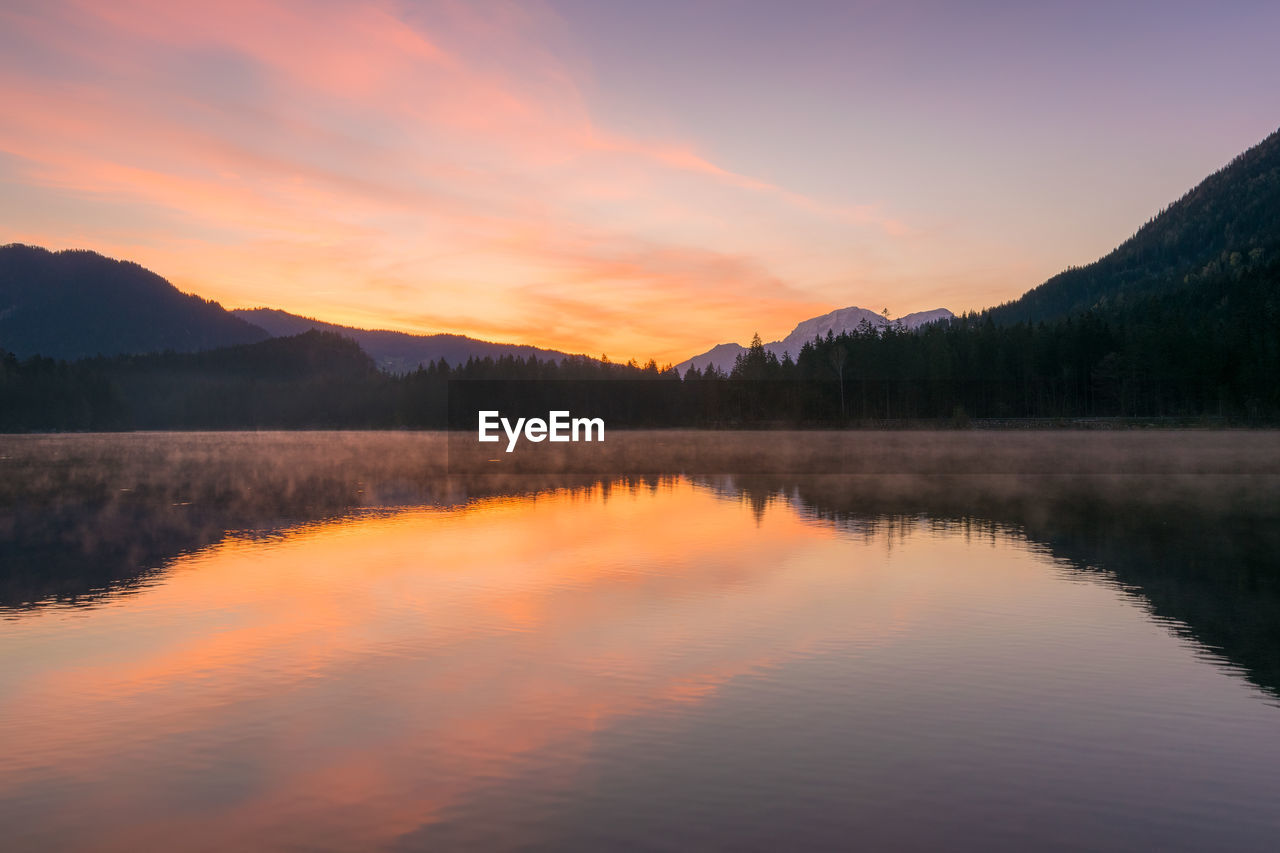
top-left (2, 0), bottom-right (1278, 363)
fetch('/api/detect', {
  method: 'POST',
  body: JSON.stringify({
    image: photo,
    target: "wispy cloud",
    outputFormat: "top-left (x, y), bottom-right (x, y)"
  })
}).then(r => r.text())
top-left (0, 0), bottom-right (917, 359)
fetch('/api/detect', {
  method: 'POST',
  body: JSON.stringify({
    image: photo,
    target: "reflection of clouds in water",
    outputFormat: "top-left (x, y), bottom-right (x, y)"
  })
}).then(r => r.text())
top-left (2, 431), bottom-right (1279, 700)
top-left (2, 433), bottom-right (1280, 849)
top-left (0, 480), bottom-right (920, 849)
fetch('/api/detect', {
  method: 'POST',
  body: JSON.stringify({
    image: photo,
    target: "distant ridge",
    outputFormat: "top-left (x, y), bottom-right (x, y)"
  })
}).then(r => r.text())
top-left (0, 244), bottom-right (268, 359)
top-left (234, 307), bottom-right (584, 374)
top-left (676, 306), bottom-right (954, 374)
top-left (0, 244), bottom-right (591, 370)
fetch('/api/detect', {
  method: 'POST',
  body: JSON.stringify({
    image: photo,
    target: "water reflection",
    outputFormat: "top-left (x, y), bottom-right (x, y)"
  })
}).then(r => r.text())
top-left (1, 432), bottom-right (1279, 850)
top-left (4, 432), bottom-right (1277, 699)
top-left (700, 469), bottom-right (1280, 701)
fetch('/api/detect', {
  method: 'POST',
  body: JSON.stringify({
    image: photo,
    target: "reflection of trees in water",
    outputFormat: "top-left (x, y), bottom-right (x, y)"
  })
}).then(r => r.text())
top-left (0, 432), bottom-right (673, 608)
top-left (700, 472), bottom-right (1280, 701)
top-left (3, 432), bottom-right (1277, 700)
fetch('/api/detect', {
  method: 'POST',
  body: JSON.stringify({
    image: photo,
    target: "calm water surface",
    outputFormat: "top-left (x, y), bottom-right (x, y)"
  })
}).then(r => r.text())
top-left (1, 432), bottom-right (1279, 850)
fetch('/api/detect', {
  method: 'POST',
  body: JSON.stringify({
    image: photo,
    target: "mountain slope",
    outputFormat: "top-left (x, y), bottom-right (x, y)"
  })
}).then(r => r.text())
top-left (0, 244), bottom-right (269, 359)
top-left (677, 306), bottom-right (955, 374)
top-left (990, 126), bottom-right (1280, 324)
top-left (234, 308), bottom-right (582, 374)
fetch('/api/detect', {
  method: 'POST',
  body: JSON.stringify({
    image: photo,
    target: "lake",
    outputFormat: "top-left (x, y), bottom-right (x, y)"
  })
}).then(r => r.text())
top-left (2, 431), bottom-right (1279, 850)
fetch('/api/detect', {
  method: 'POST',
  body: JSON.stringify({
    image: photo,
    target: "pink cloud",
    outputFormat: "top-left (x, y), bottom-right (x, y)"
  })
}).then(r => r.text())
top-left (0, 0), bottom-right (921, 359)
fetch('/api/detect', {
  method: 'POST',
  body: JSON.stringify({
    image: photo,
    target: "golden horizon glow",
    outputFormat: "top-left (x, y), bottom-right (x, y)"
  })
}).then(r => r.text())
top-left (2, 1), bottom-right (1277, 362)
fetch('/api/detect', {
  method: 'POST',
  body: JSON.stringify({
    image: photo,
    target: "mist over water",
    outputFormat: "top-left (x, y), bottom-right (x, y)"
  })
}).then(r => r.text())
top-left (2, 432), bottom-right (1279, 850)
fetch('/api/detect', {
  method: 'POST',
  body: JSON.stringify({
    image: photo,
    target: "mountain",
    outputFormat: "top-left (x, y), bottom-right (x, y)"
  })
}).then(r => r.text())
top-left (0, 244), bottom-right (269, 359)
top-left (784, 307), bottom-right (955, 347)
top-left (677, 306), bottom-right (955, 374)
top-left (233, 307), bottom-right (583, 374)
top-left (990, 125), bottom-right (1280, 324)
top-left (0, 244), bottom-right (588, 370)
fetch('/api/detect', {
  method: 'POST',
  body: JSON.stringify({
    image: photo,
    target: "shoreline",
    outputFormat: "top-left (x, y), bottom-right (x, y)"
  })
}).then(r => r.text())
top-left (2, 417), bottom-right (1277, 435)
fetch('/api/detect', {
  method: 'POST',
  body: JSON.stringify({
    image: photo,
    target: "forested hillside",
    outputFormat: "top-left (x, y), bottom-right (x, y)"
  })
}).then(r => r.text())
top-left (1, 331), bottom-right (388, 430)
top-left (990, 127), bottom-right (1280, 324)
top-left (0, 332), bottom-right (656, 430)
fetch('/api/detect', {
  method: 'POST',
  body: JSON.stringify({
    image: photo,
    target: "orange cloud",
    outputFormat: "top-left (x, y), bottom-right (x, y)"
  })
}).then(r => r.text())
top-left (0, 0), bottom-right (942, 360)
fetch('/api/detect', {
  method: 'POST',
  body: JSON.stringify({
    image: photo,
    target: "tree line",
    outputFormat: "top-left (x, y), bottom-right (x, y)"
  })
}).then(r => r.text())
top-left (2, 256), bottom-right (1276, 432)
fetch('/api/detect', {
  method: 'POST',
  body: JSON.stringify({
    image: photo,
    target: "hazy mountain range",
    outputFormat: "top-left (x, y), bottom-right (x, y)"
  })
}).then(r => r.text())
top-left (675, 307), bottom-right (956, 374)
top-left (0, 243), bottom-right (953, 372)
top-left (232, 308), bottom-right (578, 374)
top-left (0, 245), bottom-right (586, 369)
